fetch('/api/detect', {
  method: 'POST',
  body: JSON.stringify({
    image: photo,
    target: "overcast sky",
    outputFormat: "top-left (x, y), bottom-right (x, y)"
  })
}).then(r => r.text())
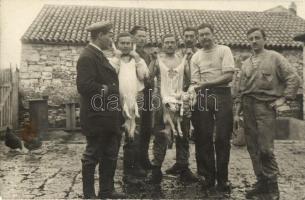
top-left (1, 0), bottom-right (305, 68)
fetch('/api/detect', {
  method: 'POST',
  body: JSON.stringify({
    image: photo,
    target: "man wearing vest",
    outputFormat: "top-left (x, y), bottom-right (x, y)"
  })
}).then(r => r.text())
top-left (164, 27), bottom-right (198, 183)
top-left (148, 33), bottom-right (197, 184)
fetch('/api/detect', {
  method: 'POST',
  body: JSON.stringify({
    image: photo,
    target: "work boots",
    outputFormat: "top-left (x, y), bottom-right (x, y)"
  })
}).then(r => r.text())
top-left (98, 160), bottom-right (126, 199)
top-left (268, 181), bottom-right (280, 200)
top-left (165, 163), bottom-right (184, 175)
top-left (180, 168), bottom-right (198, 183)
top-left (148, 165), bottom-right (163, 184)
top-left (246, 179), bottom-right (280, 199)
top-left (123, 144), bottom-right (147, 177)
top-left (245, 180), bottom-right (268, 199)
top-left (166, 163), bottom-right (198, 183)
top-left (216, 181), bottom-right (232, 193)
top-left (124, 163), bottom-right (147, 178)
top-left (139, 140), bottom-right (153, 170)
top-left (123, 153), bottom-right (146, 185)
top-left (82, 163), bottom-right (98, 199)
top-left (100, 191), bottom-right (126, 199)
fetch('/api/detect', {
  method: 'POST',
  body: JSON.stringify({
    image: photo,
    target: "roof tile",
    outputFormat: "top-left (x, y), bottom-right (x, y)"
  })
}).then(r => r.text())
top-left (21, 4), bottom-right (305, 48)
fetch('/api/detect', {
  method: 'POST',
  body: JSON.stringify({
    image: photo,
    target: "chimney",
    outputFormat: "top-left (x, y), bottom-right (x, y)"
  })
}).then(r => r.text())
top-left (289, 2), bottom-right (297, 15)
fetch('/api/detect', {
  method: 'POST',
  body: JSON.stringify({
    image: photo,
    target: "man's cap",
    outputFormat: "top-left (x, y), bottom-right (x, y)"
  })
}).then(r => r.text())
top-left (86, 21), bottom-right (113, 32)
top-left (130, 25), bottom-right (147, 35)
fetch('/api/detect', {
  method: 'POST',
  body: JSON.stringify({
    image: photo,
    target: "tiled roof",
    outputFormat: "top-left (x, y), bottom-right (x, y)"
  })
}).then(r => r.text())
top-left (21, 4), bottom-right (305, 48)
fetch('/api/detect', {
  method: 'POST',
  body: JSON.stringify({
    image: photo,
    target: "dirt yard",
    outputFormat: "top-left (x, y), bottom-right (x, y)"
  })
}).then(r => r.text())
top-left (1, 130), bottom-right (305, 199)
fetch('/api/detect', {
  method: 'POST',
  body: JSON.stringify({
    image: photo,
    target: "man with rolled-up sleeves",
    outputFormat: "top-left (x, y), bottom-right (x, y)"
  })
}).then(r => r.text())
top-left (188, 23), bottom-right (235, 193)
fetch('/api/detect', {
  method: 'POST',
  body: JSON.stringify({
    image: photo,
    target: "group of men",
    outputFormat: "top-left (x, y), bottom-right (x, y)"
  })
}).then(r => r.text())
top-left (76, 20), bottom-right (300, 199)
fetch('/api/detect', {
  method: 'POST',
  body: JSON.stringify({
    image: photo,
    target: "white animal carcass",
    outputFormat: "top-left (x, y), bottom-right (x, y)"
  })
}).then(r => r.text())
top-left (118, 58), bottom-right (139, 140)
top-left (159, 55), bottom-right (187, 138)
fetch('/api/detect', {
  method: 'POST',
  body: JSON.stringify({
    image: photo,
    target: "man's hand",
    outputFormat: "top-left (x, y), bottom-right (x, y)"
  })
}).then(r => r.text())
top-left (187, 85), bottom-right (196, 94)
top-left (233, 114), bottom-right (240, 131)
top-left (193, 82), bottom-right (208, 92)
top-left (187, 86), bottom-right (197, 106)
top-left (269, 97), bottom-right (286, 109)
top-left (198, 82), bottom-right (207, 92)
top-left (130, 43), bottom-right (141, 62)
top-left (114, 49), bottom-right (122, 58)
top-left (112, 42), bottom-right (122, 59)
top-left (270, 97), bottom-right (290, 112)
top-left (113, 49), bottom-right (122, 59)
top-left (233, 103), bottom-right (242, 131)
top-left (129, 50), bottom-right (141, 62)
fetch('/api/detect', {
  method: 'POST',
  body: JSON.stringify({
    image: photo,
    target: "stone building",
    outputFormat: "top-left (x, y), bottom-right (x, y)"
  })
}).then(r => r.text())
top-left (20, 4), bottom-right (305, 124)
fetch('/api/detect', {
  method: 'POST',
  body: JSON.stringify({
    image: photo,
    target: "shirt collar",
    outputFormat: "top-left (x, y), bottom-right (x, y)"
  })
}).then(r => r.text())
top-left (201, 44), bottom-right (217, 53)
top-left (89, 43), bottom-right (104, 54)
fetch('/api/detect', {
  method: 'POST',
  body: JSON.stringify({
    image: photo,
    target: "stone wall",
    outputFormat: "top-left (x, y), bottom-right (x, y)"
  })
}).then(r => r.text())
top-left (20, 44), bottom-right (83, 106)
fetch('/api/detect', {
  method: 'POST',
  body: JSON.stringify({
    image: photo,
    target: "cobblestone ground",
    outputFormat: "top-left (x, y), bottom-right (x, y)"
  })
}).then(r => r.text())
top-left (1, 130), bottom-right (305, 199)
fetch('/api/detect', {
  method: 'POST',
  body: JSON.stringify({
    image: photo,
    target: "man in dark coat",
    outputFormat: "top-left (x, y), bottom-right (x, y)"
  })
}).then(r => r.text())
top-left (76, 21), bottom-right (125, 199)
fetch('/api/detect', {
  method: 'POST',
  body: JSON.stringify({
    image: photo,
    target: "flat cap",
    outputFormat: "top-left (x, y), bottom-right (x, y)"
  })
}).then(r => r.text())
top-left (86, 21), bottom-right (113, 32)
top-left (130, 25), bottom-right (147, 35)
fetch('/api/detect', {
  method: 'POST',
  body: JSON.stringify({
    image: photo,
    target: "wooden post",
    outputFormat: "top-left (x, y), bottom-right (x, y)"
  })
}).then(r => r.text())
top-left (0, 67), bottom-right (14, 130)
top-left (66, 103), bottom-right (72, 130)
top-left (65, 102), bottom-right (76, 131)
top-left (29, 99), bottom-right (48, 139)
top-left (12, 67), bottom-right (19, 129)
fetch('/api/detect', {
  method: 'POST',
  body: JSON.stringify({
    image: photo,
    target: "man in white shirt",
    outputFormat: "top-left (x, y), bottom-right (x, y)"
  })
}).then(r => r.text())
top-left (189, 23), bottom-right (235, 193)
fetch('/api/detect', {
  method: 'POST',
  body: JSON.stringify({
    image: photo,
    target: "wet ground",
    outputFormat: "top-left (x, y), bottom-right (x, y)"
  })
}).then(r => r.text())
top-left (1, 130), bottom-right (305, 199)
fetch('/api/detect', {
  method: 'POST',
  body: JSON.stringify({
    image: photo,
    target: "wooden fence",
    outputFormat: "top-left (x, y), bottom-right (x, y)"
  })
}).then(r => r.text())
top-left (0, 68), bottom-right (19, 131)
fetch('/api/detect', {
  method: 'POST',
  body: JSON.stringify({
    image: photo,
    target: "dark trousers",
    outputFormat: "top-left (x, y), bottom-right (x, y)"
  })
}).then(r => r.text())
top-left (152, 115), bottom-right (190, 166)
top-left (81, 131), bottom-right (122, 197)
top-left (139, 87), bottom-right (153, 162)
top-left (191, 88), bottom-right (233, 184)
top-left (242, 96), bottom-right (279, 182)
top-left (123, 111), bottom-right (142, 169)
top-left (176, 117), bottom-right (190, 165)
top-left (123, 91), bottom-right (148, 169)
top-left (82, 133), bottom-right (121, 165)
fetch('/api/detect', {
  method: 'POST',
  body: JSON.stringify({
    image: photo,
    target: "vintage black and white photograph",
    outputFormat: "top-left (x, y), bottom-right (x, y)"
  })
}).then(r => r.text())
top-left (0, 0), bottom-right (305, 199)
